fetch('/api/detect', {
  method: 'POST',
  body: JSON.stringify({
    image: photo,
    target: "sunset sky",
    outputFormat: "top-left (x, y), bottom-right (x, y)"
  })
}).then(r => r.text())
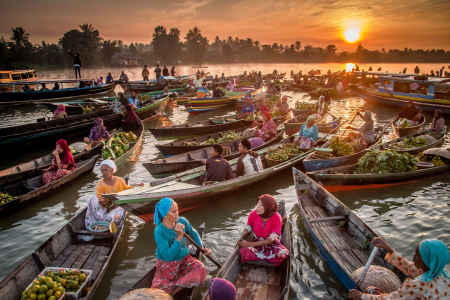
top-left (1, 0), bottom-right (450, 52)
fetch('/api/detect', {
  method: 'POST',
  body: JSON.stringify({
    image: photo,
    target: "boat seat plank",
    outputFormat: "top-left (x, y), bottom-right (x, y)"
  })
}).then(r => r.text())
top-left (50, 244), bottom-right (77, 267)
top-left (87, 246), bottom-right (110, 281)
top-left (60, 244), bottom-right (90, 268)
top-left (310, 216), bottom-right (345, 223)
top-left (71, 244), bottom-right (95, 269)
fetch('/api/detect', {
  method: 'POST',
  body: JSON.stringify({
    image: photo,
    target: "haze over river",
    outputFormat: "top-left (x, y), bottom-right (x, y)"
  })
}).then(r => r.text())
top-left (1, 63), bottom-right (449, 300)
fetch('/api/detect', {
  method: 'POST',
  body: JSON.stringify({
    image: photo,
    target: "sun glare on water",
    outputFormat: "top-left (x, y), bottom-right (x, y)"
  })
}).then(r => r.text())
top-left (344, 28), bottom-right (360, 43)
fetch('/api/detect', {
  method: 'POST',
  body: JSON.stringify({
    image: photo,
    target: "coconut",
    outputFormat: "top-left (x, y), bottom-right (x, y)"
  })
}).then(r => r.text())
top-left (119, 288), bottom-right (173, 300)
top-left (351, 265), bottom-right (402, 293)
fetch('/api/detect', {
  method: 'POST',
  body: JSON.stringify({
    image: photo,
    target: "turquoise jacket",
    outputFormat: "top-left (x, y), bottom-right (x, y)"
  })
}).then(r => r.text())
top-left (298, 124), bottom-right (319, 142)
top-left (154, 217), bottom-right (203, 262)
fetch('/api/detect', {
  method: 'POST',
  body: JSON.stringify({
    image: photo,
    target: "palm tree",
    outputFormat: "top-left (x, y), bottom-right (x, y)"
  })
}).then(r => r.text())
top-left (10, 27), bottom-right (30, 47)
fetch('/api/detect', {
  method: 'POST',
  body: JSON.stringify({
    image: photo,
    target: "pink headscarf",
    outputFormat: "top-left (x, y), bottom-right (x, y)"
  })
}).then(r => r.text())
top-left (54, 104), bottom-right (65, 116)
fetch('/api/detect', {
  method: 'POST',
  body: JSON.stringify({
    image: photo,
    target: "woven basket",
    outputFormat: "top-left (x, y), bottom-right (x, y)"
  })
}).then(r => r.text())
top-left (266, 157), bottom-right (288, 167)
top-left (120, 288), bottom-right (172, 300)
top-left (424, 148), bottom-right (450, 159)
top-left (351, 265), bottom-right (402, 293)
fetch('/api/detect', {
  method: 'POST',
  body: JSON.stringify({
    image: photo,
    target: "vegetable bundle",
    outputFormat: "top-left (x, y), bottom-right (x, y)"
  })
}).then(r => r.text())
top-left (295, 101), bottom-right (316, 110)
top-left (312, 88), bottom-right (338, 96)
top-left (78, 103), bottom-right (97, 114)
top-left (392, 136), bottom-right (427, 149)
top-left (102, 131), bottom-right (137, 160)
top-left (354, 149), bottom-right (418, 174)
top-left (201, 131), bottom-right (243, 145)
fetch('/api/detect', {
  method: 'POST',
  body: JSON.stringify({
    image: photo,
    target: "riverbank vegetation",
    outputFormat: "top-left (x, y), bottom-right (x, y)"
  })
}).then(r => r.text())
top-left (1, 24), bottom-right (449, 70)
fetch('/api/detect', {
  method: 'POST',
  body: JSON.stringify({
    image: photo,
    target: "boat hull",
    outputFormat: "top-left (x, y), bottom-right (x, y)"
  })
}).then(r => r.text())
top-left (111, 121), bottom-right (144, 171)
top-left (135, 96), bottom-right (170, 121)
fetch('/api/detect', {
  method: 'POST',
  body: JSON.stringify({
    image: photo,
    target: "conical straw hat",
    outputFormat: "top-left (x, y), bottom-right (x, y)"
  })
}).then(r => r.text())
top-left (424, 148), bottom-right (450, 159)
top-left (351, 265), bottom-right (402, 293)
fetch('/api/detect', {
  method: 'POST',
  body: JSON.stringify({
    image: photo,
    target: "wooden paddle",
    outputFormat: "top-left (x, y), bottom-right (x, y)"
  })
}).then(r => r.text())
top-left (183, 232), bottom-right (222, 268)
top-left (340, 112), bottom-right (360, 138)
top-left (355, 246), bottom-right (379, 290)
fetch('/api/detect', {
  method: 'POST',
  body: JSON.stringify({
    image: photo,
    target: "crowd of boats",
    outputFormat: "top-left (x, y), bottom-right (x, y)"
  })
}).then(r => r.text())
top-left (0, 67), bottom-right (449, 300)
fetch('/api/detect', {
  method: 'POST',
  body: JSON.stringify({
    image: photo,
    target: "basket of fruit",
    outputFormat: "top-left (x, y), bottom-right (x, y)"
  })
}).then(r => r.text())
top-left (265, 152), bottom-right (288, 167)
top-left (0, 192), bottom-right (18, 205)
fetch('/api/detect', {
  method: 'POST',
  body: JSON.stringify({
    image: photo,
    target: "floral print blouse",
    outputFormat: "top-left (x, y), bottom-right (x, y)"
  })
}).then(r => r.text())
top-left (362, 251), bottom-right (450, 300)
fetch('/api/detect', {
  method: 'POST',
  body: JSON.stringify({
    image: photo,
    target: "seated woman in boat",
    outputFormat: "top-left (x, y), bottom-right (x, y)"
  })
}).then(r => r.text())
top-left (42, 139), bottom-right (76, 185)
top-left (349, 237), bottom-right (450, 300)
top-left (84, 118), bottom-right (110, 146)
top-left (266, 83), bottom-right (278, 95)
top-left (398, 101), bottom-right (421, 125)
top-left (151, 197), bottom-right (209, 295)
top-left (430, 110), bottom-right (445, 132)
top-left (236, 139), bottom-right (263, 177)
top-left (294, 115), bottom-right (319, 146)
top-left (212, 84), bottom-right (226, 98)
top-left (347, 112), bottom-right (375, 144)
top-left (52, 104), bottom-right (67, 119)
top-left (208, 278), bottom-right (236, 300)
top-left (276, 95), bottom-right (290, 116)
top-left (52, 83), bottom-right (60, 90)
top-left (254, 111), bottom-right (277, 142)
top-left (40, 83), bottom-right (49, 91)
top-left (123, 101), bottom-right (140, 132)
top-left (239, 97), bottom-right (254, 119)
top-left (237, 194), bottom-right (289, 266)
top-left (85, 160), bottom-right (143, 228)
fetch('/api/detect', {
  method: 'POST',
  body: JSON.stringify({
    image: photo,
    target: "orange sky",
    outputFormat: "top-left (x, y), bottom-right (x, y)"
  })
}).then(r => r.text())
top-left (1, 0), bottom-right (450, 52)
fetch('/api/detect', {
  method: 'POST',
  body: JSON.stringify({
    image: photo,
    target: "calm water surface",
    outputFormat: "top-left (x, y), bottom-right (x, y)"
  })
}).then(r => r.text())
top-left (0, 63), bottom-right (449, 300)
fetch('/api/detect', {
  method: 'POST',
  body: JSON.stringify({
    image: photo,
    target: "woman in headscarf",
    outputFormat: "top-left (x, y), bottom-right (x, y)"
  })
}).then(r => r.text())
top-left (349, 237), bottom-right (450, 300)
top-left (347, 111), bottom-right (376, 144)
top-left (398, 100), bottom-right (420, 121)
top-left (276, 95), bottom-right (290, 116)
top-left (42, 139), bottom-right (76, 184)
top-left (84, 118), bottom-right (110, 146)
top-left (151, 198), bottom-right (210, 295)
top-left (208, 278), bottom-right (236, 300)
top-left (237, 194), bottom-right (289, 266)
top-left (430, 110), bottom-right (445, 132)
top-left (52, 104), bottom-right (67, 119)
top-left (239, 96), bottom-right (255, 119)
top-left (120, 97), bottom-right (140, 132)
top-left (254, 111), bottom-right (277, 141)
top-left (318, 91), bottom-right (331, 115)
top-left (294, 115), bottom-right (319, 146)
top-left (84, 160), bottom-right (143, 228)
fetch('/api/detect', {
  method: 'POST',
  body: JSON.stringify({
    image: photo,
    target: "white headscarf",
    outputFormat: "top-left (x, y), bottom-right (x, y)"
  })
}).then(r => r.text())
top-left (101, 160), bottom-right (117, 173)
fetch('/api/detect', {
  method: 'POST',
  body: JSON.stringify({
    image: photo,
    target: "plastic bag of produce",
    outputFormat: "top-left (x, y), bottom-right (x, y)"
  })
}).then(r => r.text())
top-left (70, 142), bottom-right (88, 153)
top-left (243, 128), bottom-right (256, 139)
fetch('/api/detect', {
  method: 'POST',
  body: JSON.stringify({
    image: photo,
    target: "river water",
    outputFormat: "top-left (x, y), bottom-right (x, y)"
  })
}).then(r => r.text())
top-left (0, 63), bottom-right (449, 300)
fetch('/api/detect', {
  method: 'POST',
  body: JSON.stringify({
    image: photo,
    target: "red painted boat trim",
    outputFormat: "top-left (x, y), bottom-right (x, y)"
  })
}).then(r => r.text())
top-left (323, 181), bottom-right (417, 192)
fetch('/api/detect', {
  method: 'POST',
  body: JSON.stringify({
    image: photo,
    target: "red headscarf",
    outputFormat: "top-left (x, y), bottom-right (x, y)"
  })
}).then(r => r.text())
top-left (258, 194), bottom-right (279, 219)
top-left (125, 104), bottom-right (139, 125)
top-left (55, 139), bottom-right (75, 166)
top-left (53, 104), bottom-right (65, 115)
top-left (261, 105), bottom-right (269, 113)
top-left (263, 111), bottom-right (272, 121)
top-left (399, 100), bottom-right (420, 120)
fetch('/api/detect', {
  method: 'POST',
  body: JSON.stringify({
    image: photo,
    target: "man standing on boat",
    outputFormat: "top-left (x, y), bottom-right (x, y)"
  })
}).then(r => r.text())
top-left (193, 74), bottom-right (203, 89)
top-left (414, 66), bottom-right (420, 75)
top-left (142, 65), bottom-right (150, 81)
top-left (163, 66), bottom-right (169, 77)
top-left (154, 64), bottom-right (162, 79)
top-left (68, 49), bottom-right (82, 79)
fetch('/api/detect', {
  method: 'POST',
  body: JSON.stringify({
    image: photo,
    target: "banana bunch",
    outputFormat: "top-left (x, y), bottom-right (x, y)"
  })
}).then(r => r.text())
top-left (79, 103), bottom-right (97, 114)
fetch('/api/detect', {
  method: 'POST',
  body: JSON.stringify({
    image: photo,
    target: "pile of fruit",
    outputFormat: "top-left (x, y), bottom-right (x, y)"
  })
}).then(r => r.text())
top-left (392, 137), bottom-right (427, 149)
top-left (397, 118), bottom-right (412, 128)
top-left (279, 146), bottom-right (302, 156)
top-left (418, 153), bottom-right (447, 166)
top-left (295, 101), bottom-right (315, 110)
top-left (329, 136), bottom-right (355, 156)
top-left (102, 132), bottom-right (137, 160)
top-left (0, 192), bottom-right (18, 205)
top-left (182, 142), bottom-right (199, 146)
top-left (312, 88), bottom-right (338, 96)
top-left (354, 149), bottom-right (418, 174)
top-left (266, 152), bottom-right (288, 161)
top-left (78, 103), bottom-right (98, 114)
top-left (201, 132), bottom-right (243, 145)
top-left (271, 109), bottom-right (281, 117)
top-left (21, 268), bottom-right (89, 300)
top-left (267, 95), bottom-right (280, 103)
top-left (138, 94), bottom-right (151, 101)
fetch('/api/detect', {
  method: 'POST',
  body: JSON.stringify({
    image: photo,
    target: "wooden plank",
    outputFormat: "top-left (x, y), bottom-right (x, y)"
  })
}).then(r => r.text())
top-left (339, 250), bottom-right (360, 273)
top-left (82, 245), bottom-right (108, 270)
top-left (351, 249), bottom-right (372, 266)
top-left (312, 227), bottom-right (336, 252)
top-left (266, 284), bottom-right (282, 300)
top-left (236, 281), bottom-right (257, 299)
top-left (268, 268), bottom-right (282, 285)
top-left (338, 226), bottom-right (361, 249)
top-left (89, 246), bottom-right (110, 281)
top-left (247, 267), bottom-right (271, 284)
top-left (310, 216), bottom-right (345, 223)
top-left (320, 226), bottom-right (346, 251)
top-left (50, 244), bottom-right (77, 267)
top-left (61, 244), bottom-right (87, 268)
top-left (330, 251), bottom-right (352, 275)
top-left (71, 245), bottom-right (95, 269)
top-left (254, 283), bottom-right (269, 300)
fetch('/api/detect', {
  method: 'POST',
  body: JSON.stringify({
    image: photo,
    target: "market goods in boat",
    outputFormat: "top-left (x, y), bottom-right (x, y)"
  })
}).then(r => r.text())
top-left (0, 192), bottom-right (18, 204)
top-left (418, 153), bottom-right (447, 166)
top-left (397, 118), bottom-right (412, 128)
top-left (329, 136), bottom-right (355, 156)
top-left (295, 101), bottom-right (316, 110)
top-left (266, 152), bottom-right (288, 160)
top-left (354, 149), bottom-right (418, 174)
top-left (199, 131), bottom-right (243, 145)
top-left (79, 103), bottom-right (98, 114)
top-left (102, 132), bottom-right (137, 159)
top-left (392, 136), bottom-right (427, 149)
top-left (313, 88), bottom-right (338, 96)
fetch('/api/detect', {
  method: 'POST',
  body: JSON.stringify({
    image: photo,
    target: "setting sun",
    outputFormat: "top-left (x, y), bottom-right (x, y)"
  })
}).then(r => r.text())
top-left (344, 29), bottom-right (360, 43)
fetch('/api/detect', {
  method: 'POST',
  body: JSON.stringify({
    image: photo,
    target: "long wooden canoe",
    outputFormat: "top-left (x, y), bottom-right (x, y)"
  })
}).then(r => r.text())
top-left (128, 223), bottom-right (205, 299)
top-left (0, 110), bottom-right (123, 149)
top-left (42, 99), bottom-right (112, 115)
top-left (0, 155), bottom-right (99, 217)
top-left (292, 168), bottom-right (406, 289)
top-left (0, 203), bottom-right (126, 300)
top-left (105, 144), bottom-right (314, 223)
top-left (284, 109), bottom-right (327, 136)
top-left (135, 96), bottom-right (171, 121)
top-left (149, 119), bottom-right (247, 141)
top-left (144, 129), bottom-right (284, 178)
top-left (202, 200), bottom-right (290, 300)
top-left (392, 116), bottom-right (425, 137)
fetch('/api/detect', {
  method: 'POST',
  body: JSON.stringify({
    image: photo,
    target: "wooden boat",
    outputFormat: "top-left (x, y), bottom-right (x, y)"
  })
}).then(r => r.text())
top-left (293, 108), bottom-right (313, 117)
top-left (105, 144), bottom-right (314, 223)
top-left (0, 155), bottom-right (99, 217)
top-left (392, 116), bottom-right (425, 137)
top-left (284, 109), bottom-right (327, 136)
top-left (371, 128), bottom-right (445, 155)
top-left (108, 120), bottom-right (144, 171)
top-left (128, 223), bottom-right (205, 299)
top-left (0, 79), bottom-right (115, 105)
top-left (292, 168), bottom-right (406, 289)
top-left (0, 203), bottom-right (125, 300)
top-left (0, 69), bottom-right (38, 84)
top-left (135, 95), bottom-right (171, 121)
top-left (302, 130), bottom-right (384, 173)
top-left (42, 99), bottom-right (112, 115)
top-left (144, 129), bottom-right (284, 178)
top-left (309, 90), bottom-right (359, 99)
top-left (149, 119), bottom-right (247, 141)
top-left (0, 109), bottom-right (123, 149)
top-left (202, 200), bottom-right (290, 300)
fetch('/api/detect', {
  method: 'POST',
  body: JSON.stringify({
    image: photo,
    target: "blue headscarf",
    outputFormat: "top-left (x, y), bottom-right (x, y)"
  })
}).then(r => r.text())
top-left (417, 239), bottom-right (450, 282)
top-left (153, 197), bottom-right (174, 225)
